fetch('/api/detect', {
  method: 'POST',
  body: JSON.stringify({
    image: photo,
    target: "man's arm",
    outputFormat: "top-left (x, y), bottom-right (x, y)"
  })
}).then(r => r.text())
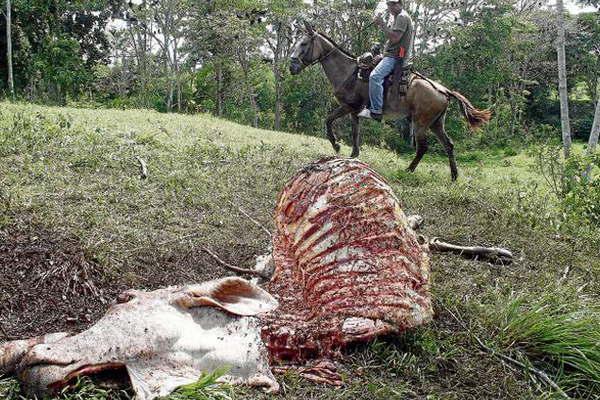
top-left (375, 15), bottom-right (406, 44)
top-left (381, 24), bottom-right (402, 43)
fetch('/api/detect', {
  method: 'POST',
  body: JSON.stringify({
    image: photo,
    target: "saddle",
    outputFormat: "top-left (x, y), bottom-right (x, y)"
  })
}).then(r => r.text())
top-left (357, 51), bottom-right (413, 96)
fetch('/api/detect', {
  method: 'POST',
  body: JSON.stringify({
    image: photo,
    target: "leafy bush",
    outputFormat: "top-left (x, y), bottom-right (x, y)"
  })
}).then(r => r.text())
top-left (530, 144), bottom-right (600, 226)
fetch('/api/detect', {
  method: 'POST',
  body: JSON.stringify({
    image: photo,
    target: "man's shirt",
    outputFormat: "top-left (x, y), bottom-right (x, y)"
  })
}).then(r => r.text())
top-left (383, 10), bottom-right (414, 59)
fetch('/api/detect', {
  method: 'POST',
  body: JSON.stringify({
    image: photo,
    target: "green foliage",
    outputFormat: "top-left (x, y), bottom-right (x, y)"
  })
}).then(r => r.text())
top-left (30, 36), bottom-right (92, 103)
top-left (0, 0), bottom-right (117, 100)
top-left (421, 7), bottom-right (518, 103)
top-left (495, 296), bottom-right (600, 397)
top-left (530, 144), bottom-right (600, 226)
top-left (169, 368), bottom-right (236, 400)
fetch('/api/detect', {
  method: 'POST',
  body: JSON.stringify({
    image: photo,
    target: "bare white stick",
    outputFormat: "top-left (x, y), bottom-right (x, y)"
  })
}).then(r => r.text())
top-left (428, 237), bottom-right (513, 263)
top-left (135, 156), bottom-right (148, 179)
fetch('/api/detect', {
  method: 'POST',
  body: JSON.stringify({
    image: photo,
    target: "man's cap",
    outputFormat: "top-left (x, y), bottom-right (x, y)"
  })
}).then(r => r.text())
top-left (386, 0), bottom-right (402, 3)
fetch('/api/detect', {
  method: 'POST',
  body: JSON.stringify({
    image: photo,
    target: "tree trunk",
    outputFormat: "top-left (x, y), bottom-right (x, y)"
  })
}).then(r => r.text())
top-left (556, 0), bottom-right (572, 158)
top-left (250, 92), bottom-right (259, 128)
top-left (6, 0), bottom-right (14, 99)
top-left (273, 24), bottom-right (283, 130)
top-left (237, 47), bottom-right (259, 128)
top-left (274, 78), bottom-right (282, 130)
top-left (215, 62), bottom-right (224, 117)
top-left (585, 97), bottom-right (600, 177)
top-left (174, 42), bottom-right (181, 112)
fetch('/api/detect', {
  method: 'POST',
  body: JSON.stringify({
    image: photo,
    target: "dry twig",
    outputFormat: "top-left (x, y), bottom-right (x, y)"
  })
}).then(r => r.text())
top-left (229, 201), bottom-right (272, 239)
top-left (201, 246), bottom-right (268, 278)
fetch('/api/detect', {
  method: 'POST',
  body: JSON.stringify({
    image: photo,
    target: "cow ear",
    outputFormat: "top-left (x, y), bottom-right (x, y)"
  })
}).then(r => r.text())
top-left (177, 277), bottom-right (278, 316)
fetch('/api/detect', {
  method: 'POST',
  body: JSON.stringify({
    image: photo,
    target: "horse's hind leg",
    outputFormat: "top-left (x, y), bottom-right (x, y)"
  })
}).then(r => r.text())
top-left (326, 105), bottom-right (351, 154)
top-left (406, 124), bottom-right (428, 173)
top-left (431, 112), bottom-right (458, 181)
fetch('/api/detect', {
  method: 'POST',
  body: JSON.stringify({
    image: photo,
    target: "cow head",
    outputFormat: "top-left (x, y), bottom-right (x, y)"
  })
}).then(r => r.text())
top-left (7, 277), bottom-right (279, 399)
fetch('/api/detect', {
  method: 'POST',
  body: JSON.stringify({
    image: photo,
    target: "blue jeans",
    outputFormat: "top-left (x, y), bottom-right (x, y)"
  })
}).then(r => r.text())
top-left (369, 56), bottom-right (398, 114)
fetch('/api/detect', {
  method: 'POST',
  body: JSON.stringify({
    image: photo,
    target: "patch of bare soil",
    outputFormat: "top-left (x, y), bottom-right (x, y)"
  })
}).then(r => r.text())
top-left (0, 226), bottom-right (257, 341)
top-left (0, 227), bottom-right (124, 339)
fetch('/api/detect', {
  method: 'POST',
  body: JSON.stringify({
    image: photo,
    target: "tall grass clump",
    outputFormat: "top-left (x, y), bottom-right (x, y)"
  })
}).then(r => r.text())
top-left (496, 297), bottom-right (600, 396)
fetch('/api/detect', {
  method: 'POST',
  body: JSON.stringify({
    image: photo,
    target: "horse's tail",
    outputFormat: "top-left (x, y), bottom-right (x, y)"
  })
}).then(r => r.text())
top-left (448, 90), bottom-right (492, 130)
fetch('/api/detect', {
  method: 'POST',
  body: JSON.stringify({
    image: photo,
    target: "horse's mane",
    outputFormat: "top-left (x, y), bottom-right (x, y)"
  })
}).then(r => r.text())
top-left (316, 31), bottom-right (357, 60)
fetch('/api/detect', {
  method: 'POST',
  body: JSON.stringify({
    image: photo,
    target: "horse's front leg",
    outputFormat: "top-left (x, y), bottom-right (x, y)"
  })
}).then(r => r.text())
top-left (350, 113), bottom-right (361, 158)
top-left (326, 105), bottom-right (352, 154)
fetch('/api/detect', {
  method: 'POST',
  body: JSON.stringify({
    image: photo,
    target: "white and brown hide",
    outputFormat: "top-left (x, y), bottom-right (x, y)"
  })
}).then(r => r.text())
top-left (0, 278), bottom-right (279, 399)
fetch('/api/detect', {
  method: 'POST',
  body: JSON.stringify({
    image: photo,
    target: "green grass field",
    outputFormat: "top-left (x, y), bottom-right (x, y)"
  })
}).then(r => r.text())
top-left (1, 102), bottom-right (599, 399)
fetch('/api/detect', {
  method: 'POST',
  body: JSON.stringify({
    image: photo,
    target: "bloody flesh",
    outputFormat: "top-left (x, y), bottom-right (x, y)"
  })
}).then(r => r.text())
top-left (262, 158), bottom-right (433, 362)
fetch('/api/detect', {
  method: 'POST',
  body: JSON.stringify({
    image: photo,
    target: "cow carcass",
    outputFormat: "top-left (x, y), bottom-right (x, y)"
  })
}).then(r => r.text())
top-left (0, 157), bottom-right (433, 399)
top-left (262, 157), bottom-right (433, 361)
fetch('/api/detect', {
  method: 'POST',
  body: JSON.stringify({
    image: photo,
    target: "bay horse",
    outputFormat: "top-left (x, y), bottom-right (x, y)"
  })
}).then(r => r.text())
top-left (289, 22), bottom-right (491, 181)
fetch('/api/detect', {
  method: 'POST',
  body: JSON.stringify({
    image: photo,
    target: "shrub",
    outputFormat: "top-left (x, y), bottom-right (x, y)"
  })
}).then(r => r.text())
top-left (530, 144), bottom-right (600, 226)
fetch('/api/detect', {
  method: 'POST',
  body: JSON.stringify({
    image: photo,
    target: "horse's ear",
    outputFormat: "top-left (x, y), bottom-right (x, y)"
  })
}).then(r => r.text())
top-left (304, 20), bottom-right (314, 36)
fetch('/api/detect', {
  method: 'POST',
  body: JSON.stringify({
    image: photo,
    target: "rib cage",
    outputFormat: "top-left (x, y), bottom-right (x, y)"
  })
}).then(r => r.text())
top-left (262, 158), bottom-right (433, 362)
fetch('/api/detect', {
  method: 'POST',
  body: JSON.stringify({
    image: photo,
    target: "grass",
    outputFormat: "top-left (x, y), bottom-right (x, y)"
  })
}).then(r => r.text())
top-left (169, 369), bottom-right (236, 400)
top-left (495, 297), bottom-right (600, 396)
top-left (0, 101), bottom-right (599, 399)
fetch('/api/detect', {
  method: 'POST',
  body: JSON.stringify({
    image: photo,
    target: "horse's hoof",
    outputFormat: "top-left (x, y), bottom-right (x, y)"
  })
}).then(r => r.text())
top-left (333, 144), bottom-right (341, 154)
top-left (350, 152), bottom-right (359, 158)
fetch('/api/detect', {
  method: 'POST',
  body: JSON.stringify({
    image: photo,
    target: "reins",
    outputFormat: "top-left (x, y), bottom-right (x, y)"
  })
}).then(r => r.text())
top-left (301, 22), bottom-right (375, 67)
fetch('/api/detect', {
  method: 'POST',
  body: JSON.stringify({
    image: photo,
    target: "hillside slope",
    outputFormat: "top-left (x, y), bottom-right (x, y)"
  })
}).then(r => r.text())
top-left (1, 102), bottom-right (598, 399)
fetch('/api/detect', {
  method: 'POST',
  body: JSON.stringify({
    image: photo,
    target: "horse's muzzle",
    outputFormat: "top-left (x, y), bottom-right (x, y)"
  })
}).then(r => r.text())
top-left (289, 58), bottom-right (303, 75)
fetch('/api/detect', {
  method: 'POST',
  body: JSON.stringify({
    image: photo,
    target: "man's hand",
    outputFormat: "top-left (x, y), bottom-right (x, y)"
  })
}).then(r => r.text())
top-left (373, 14), bottom-right (385, 28)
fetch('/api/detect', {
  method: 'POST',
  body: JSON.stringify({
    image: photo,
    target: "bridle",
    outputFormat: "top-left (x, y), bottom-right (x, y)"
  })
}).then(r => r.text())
top-left (295, 33), bottom-right (337, 67)
top-left (295, 22), bottom-right (375, 68)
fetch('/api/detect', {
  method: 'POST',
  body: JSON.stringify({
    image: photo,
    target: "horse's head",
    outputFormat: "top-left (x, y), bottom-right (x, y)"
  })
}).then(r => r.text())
top-left (289, 21), bottom-right (325, 75)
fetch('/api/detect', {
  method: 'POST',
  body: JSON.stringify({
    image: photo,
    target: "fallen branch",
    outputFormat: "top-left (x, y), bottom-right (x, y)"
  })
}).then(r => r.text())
top-left (201, 246), bottom-right (268, 278)
top-left (428, 237), bottom-right (513, 264)
top-left (135, 156), bottom-right (148, 179)
top-left (442, 305), bottom-right (569, 399)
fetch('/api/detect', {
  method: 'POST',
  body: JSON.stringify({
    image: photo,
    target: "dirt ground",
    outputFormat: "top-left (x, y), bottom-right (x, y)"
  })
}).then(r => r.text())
top-left (0, 222), bottom-right (258, 341)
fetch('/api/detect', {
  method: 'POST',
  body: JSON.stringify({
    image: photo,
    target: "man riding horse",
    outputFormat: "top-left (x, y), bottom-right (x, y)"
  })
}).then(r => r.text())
top-left (358, 0), bottom-right (413, 122)
top-left (288, 6), bottom-right (491, 181)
